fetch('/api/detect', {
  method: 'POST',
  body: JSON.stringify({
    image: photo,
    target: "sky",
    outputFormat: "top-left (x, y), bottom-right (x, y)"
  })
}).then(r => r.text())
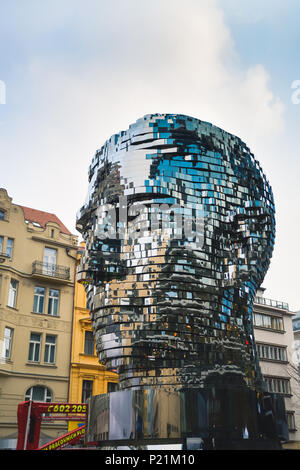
top-left (0, 0), bottom-right (299, 310)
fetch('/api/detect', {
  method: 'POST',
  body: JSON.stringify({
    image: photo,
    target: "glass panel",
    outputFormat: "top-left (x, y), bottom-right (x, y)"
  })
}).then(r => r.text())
top-left (82, 380), bottom-right (93, 402)
top-left (48, 289), bottom-right (59, 316)
top-left (8, 280), bottom-right (18, 308)
top-left (254, 314), bottom-right (263, 327)
top-left (43, 248), bottom-right (57, 275)
top-left (25, 386), bottom-right (52, 402)
top-left (43, 247), bottom-right (57, 264)
top-left (6, 238), bottom-right (14, 258)
top-left (264, 315), bottom-right (271, 328)
top-left (29, 333), bottom-right (41, 361)
top-left (28, 343), bottom-right (34, 361)
top-left (33, 286), bottom-right (45, 313)
top-left (31, 333), bottom-right (41, 342)
top-left (107, 382), bottom-right (118, 392)
top-left (84, 331), bottom-right (94, 355)
top-left (44, 335), bottom-right (56, 363)
top-left (49, 346), bottom-right (55, 363)
top-left (32, 386), bottom-right (46, 401)
top-left (34, 343), bottom-right (40, 362)
top-left (3, 327), bottom-right (13, 358)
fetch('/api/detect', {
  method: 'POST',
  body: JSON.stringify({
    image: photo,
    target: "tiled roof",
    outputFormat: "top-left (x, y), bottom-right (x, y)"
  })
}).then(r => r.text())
top-left (19, 205), bottom-right (72, 235)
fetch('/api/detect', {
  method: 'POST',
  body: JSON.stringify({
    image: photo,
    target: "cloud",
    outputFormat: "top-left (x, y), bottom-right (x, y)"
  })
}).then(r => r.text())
top-left (1, 0), bottom-right (285, 236)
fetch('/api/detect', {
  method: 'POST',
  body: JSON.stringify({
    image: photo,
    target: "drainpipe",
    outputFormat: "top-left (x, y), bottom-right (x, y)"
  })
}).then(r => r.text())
top-left (66, 247), bottom-right (78, 404)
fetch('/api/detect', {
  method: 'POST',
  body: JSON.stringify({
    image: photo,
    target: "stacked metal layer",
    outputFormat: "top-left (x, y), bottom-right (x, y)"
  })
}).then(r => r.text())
top-left (76, 113), bottom-right (275, 392)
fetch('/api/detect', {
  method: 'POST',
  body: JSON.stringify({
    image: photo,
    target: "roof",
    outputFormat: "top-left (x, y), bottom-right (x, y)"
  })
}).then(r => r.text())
top-left (19, 205), bottom-right (72, 235)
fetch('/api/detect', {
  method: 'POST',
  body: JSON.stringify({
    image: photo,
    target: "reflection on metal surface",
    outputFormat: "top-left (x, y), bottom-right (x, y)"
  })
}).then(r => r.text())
top-left (77, 114), bottom-right (284, 447)
top-left (87, 388), bottom-right (286, 449)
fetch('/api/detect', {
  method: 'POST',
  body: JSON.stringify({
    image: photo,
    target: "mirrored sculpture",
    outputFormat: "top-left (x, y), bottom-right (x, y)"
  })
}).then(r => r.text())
top-left (76, 114), bottom-right (287, 449)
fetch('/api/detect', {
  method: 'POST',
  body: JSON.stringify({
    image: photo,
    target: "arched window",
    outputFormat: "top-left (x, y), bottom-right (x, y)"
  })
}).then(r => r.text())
top-left (25, 386), bottom-right (52, 402)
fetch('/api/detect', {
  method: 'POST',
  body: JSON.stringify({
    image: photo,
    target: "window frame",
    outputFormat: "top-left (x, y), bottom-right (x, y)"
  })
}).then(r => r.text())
top-left (47, 288), bottom-right (59, 316)
top-left (43, 247), bottom-right (57, 276)
top-left (264, 376), bottom-right (291, 395)
top-left (84, 330), bottom-right (94, 355)
top-left (257, 343), bottom-right (287, 362)
top-left (286, 411), bottom-right (296, 431)
top-left (44, 334), bottom-right (57, 364)
top-left (33, 286), bottom-right (45, 314)
top-left (254, 312), bottom-right (284, 331)
top-left (28, 332), bottom-right (41, 363)
top-left (107, 382), bottom-right (118, 393)
top-left (6, 238), bottom-right (14, 259)
top-left (2, 326), bottom-right (13, 360)
top-left (82, 379), bottom-right (93, 403)
top-left (25, 386), bottom-right (52, 402)
top-left (8, 279), bottom-right (18, 308)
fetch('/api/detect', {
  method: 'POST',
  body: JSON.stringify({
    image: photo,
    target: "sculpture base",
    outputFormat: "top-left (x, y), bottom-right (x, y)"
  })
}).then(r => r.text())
top-left (86, 387), bottom-right (288, 450)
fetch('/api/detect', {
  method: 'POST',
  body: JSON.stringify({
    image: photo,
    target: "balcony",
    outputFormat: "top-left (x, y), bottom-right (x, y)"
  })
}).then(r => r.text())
top-left (32, 261), bottom-right (70, 282)
top-left (254, 296), bottom-right (289, 311)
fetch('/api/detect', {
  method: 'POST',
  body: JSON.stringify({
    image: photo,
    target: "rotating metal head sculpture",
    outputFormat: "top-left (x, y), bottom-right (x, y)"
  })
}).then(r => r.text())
top-left (77, 113), bottom-right (275, 393)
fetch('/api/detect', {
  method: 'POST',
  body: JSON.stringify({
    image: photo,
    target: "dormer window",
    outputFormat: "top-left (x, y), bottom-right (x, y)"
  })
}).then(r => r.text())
top-left (0, 209), bottom-right (5, 220)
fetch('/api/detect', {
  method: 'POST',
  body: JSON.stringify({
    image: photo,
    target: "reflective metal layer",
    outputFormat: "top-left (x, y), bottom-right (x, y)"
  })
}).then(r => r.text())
top-left (86, 388), bottom-right (287, 449)
top-left (77, 113), bottom-right (276, 395)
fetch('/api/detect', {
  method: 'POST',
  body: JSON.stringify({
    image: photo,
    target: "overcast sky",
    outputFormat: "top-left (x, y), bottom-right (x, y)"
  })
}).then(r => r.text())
top-left (0, 0), bottom-right (299, 310)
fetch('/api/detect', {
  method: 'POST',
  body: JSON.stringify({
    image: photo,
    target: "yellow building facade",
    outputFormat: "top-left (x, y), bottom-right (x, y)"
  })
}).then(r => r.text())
top-left (0, 188), bottom-right (78, 449)
top-left (68, 244), bottom-right (118, 431)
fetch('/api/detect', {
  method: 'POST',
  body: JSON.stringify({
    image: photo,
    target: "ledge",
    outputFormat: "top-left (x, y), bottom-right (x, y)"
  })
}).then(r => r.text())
top-left (31, 311), bottom-right (60, 319)
top-left (253, 325), bottom-right (285, 334)
top-left (31, 235), bottom-right (77, 250)
top-left (25, 362), bottom-right (57, 368)
top-left (259, 359), bottom-right (289, 365)
top-left (6, 305), bottom-right (18, 312)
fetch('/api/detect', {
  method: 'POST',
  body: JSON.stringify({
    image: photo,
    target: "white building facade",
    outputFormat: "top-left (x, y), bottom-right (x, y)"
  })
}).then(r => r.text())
top-left (253, 289), bottom-right (300, 449)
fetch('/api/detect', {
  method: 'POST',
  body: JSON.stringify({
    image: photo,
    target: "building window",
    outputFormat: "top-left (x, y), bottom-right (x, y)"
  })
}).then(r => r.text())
top-left (28, 333), bottom-right (41, 362)
top-left (33, 287), bottom-right (45, 314)
top-left (44, 335), bottom-right (56, 364)
top-left (84, 330), bottom-right (94, 355)
top-left (0, 236), bottom-right (3, 253)
top-left (48, 289), bottom-right (59, 316)
top-left (293, 319), bottom-right (300, 332)
top-left (254, 313), bottom-right (284, 331)
top-left (264, 376), bottom-right (291, 395)
top-left (8, 279), bottom-right (18, 308)
top-left (6, 238), bottom-right (14, 259)
top-left (286, 412), bottom-right (296, 431)
top-left (82, 380), bottom-right (93, 403)
top-left (25, 386), bottom-right (52, 402)
top-left (257, 344), bottom-right (287, 362)
top-left (2, 327), bottom-right (13, 359)
top-left (0, 210), bottom-right (4, 220)
top-left (107, 382), bottom-right (118, 392)
top-left (43, 247), bottom-right (57, 275)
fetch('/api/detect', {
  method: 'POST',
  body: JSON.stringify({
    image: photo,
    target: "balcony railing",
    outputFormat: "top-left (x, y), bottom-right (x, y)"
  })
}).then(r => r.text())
top-left (254, 296), bottom-right (289, 311)
top-left (32, 261), bottom-right (70, 280)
